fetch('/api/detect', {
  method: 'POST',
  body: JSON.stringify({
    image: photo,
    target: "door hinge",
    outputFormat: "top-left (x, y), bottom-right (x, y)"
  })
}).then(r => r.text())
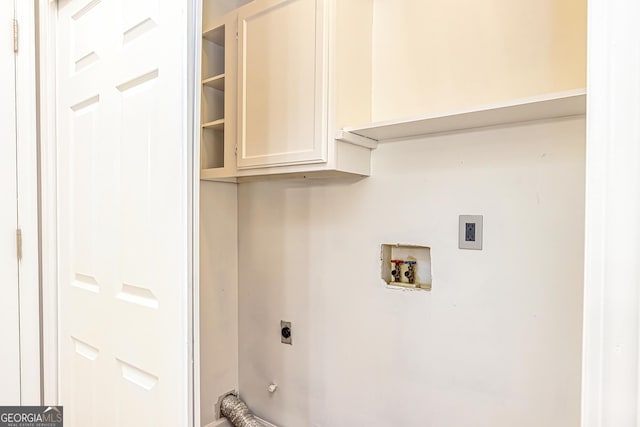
top-left (12, 19), bottom-right (18, 52)
top-left (234, 144), bottom-right (238, 157)
top-left (16, 229), bottom-right (22, 261)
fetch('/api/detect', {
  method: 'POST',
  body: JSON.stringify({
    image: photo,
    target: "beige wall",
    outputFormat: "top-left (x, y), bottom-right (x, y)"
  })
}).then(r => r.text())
top-left (371, 0), bottom-right (586, 121)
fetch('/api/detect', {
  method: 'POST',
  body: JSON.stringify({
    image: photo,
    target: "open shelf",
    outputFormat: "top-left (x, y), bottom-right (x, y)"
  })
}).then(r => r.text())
top-left (201, 127), bottom-right (224, 170)
top-left (201, 20), bottom-right (231, 180)
top-left (203, 25), bottom-right (225, 46)
top-left (202, 84), bottom-right (224, 124)
top-left (341, 89), bottom-right (586, 143)
top-left (202, 119), bottom-right (225, 131)
top-left (203, 74), bottom-right (225, 91)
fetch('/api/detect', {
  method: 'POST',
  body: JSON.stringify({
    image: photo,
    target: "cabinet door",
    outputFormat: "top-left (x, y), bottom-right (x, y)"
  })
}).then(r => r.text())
top-left (237, 0), bottom-right (327, 169)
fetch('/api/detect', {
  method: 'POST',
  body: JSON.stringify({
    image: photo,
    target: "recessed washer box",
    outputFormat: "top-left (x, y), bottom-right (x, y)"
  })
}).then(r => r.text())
top-left (380, 244), bottom-right (432, 291)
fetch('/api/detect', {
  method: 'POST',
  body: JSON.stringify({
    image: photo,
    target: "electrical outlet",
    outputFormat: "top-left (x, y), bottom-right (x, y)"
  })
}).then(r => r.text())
top-left (281, 320), bottom-right (292, 345)
top-left (465, 222), bottom-right (476, 241)
top-left (459, 215), bottom-right (483, 250)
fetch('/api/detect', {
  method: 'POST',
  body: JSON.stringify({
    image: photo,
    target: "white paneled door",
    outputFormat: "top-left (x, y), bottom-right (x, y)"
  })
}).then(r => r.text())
top-left (56, 1), bottom-right (191, 425)
top-left (0, 0), bottom-right (21, 406)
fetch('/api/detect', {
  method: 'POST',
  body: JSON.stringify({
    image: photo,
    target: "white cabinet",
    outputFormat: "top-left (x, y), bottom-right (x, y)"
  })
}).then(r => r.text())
top-left (237, 0), bottom-right (326, 169)
top-left (200, 0), bottom-right (375, 181)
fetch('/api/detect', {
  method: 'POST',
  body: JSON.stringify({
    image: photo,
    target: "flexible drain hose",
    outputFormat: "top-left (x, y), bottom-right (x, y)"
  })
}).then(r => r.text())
top-left (220, 394), bottom-right (263, 427)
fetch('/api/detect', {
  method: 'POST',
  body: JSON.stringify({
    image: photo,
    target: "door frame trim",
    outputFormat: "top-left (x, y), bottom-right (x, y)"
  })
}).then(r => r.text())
top-left (190, 0), bottom-right (202, 425)
top-left (15, 0), bottom-right (42, 405)
top-left (36, 0), bottom-right (58, 406)
top-left (582, 0), bottom-right (640, 424)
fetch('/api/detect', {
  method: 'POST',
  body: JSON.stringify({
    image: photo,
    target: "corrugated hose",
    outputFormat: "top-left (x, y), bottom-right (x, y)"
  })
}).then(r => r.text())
top-left (220, 394), bottom-right (263, 427)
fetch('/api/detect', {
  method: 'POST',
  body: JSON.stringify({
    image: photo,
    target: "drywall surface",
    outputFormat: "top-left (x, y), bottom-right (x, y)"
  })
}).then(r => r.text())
top-left (200, 182), bottom-right (239, 426)
top-left (371, 0), bottom-right (587, 121)
top-left (203, 0), bottom-right (254, 24)
top-left (237, 117), bottom-right (585, 427)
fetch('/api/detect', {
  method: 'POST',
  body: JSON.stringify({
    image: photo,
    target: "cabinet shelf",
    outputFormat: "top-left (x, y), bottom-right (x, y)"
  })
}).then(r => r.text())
top-left (340, 89), bottom-right (586, 143)
top-left (202, 119), bottom-right (225, 131)
top-left (200, 167), bottom-right (237, 182)
top-left (203, 74), bottom-right (225, 91)
top-left (203, 26), bottom-right (225, 46)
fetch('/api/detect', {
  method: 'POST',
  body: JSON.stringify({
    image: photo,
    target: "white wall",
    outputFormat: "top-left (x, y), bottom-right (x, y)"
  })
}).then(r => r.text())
top-left (237, 117), bottom-right (585, 427)
top-left (200, 182), bottom-right (239, 426)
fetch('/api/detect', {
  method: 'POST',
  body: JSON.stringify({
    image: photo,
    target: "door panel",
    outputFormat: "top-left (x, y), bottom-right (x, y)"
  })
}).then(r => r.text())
top-left (237, 0), bottom-right (327, 169)
top-left (57, 0), bottom-right (190, 425)
top-left (0, 0), bottom-right (22, 406)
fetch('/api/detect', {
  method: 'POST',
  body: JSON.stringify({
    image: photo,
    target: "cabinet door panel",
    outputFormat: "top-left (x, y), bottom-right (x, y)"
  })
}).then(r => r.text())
top-left (238, 0), bottom-right (327, 169)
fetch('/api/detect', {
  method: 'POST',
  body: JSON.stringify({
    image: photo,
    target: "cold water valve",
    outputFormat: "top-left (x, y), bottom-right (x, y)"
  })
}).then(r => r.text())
top-left (404, 260), bottom-right (416, 284)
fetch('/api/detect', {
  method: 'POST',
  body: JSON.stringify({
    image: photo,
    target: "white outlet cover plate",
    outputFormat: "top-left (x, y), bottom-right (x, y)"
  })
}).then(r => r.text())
top-left (459, 215), bottom-right (483, 250)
